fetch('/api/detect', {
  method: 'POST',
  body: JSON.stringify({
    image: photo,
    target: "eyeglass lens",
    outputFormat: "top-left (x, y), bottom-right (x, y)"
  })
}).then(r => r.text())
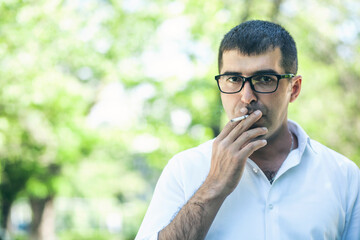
top-left (218, 75), bottom-right (278, 93)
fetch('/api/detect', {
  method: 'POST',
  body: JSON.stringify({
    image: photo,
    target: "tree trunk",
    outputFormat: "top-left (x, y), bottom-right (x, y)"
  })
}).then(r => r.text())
top-left (1, 160), bottom-right (33, 234)
top-left (1, 199), bottom-right (12, 231)
top-left (29, 196), bottom-right (55, 240)
top-left (0, 199), bottom-right (13, 240)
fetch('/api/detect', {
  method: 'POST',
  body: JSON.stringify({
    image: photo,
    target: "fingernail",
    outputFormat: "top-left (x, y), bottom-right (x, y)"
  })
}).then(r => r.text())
top-left (262, 140), bottom-right (267, 144)
top-left (262, 127), bottom-right (268, 131)
top-left (254, 110), bottom-right (261, 115)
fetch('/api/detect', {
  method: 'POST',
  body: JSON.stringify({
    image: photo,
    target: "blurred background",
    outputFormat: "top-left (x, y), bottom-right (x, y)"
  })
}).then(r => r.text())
top-left (0, 0), bottom-right (359, 239)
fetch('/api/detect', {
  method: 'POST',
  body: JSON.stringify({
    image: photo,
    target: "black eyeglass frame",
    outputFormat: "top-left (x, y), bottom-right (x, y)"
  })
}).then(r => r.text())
top-left (214, 73), bottom-right (295, 94)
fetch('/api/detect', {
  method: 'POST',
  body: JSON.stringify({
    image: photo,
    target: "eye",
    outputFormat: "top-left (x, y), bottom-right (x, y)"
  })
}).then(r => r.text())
top-left (226, 76), bottom-right (242, 83)
top-left (253, 75), bottom-right (277, 84)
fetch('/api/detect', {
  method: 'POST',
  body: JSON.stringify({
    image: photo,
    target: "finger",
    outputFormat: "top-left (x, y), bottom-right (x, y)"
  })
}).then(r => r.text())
top-left (231, 127), bottom-right (268, 150)
top-left (226, 110), bottom-right (262, 142)
top-left (216, 116), bottom-right (244, 141)
top-left (230, 107), bottom-right (248, 122)
top-left (238, 139), bottom-right (267, 159)
top-left (216, 108), bottom-right (250, 141)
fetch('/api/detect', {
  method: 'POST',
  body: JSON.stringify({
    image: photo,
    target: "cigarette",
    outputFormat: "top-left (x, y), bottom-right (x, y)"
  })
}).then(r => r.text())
top-left (231, 115), bottom-right (249, 123)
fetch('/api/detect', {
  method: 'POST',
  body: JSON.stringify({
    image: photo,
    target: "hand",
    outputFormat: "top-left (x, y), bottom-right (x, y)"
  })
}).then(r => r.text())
top-left (206, 110), bottom-right (268, 198)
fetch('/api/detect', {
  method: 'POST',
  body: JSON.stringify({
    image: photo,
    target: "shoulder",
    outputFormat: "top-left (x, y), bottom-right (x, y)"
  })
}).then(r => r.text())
top-left (309, 139), bottom-right (359, 178)
top-left (168, 139), bottom-right (214, 167)
top-left (161, 139), bottom-right (214, 198)
top-left (161, 138), bottom-right (214, 181)
top-left (289, 120), bottom-right (359, 177)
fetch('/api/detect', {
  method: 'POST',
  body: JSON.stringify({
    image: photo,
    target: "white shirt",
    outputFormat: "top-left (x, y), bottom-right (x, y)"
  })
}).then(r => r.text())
top-left (136, 121), bottom-right (360, 240)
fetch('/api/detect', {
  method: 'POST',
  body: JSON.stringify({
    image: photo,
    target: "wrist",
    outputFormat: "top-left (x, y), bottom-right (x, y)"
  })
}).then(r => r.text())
top-left (196, 178), bottom-right (229, 203)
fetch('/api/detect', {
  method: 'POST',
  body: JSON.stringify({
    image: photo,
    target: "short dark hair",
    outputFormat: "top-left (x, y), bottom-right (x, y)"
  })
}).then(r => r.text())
top-left (218, 20), bottom-right (298, 74)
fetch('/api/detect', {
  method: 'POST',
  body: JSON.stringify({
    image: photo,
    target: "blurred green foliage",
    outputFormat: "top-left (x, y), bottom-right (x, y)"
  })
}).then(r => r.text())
top-left (0, 0), bottom-right (359, 239)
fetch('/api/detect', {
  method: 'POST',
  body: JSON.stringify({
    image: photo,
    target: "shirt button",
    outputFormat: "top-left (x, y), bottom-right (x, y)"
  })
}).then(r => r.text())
top-left (268, 204), bottom-right (274, 210)
top-left (252, 167), bottom-right (258, 173)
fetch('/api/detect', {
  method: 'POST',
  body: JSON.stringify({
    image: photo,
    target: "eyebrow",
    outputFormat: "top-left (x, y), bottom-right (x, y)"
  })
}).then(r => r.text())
top-left (253, 69), bottom-right (279, 75)
top-left (222, 71), bottom-right (242, 75)
top-left (222, 69), bottom-right (279, 76)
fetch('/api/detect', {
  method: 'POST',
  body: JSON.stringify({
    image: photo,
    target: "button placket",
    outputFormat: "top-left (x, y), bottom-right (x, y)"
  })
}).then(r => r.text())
top-left (264, 184), bottom-right (281, 239)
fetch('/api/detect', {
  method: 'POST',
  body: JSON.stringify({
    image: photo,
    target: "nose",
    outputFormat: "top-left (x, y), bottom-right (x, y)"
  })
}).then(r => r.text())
top-left (240, 81), bottom-right (257, 104)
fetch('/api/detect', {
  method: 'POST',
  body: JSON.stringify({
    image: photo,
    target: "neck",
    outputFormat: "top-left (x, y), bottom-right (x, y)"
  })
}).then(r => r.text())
top-left (250, 121), bottom-right (295, 170)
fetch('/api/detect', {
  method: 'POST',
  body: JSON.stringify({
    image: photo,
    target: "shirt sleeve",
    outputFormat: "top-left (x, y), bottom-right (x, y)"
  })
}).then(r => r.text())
top-left (135, 156), bottom-right (186, 240)
top-left (341, 163), bottom-right (360, 240)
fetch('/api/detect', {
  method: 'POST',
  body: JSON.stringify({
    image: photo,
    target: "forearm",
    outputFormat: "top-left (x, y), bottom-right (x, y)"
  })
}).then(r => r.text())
top-left (158, 181), bottom-right (226, 240)
top-left (159, 111), bottom-right (266, 239)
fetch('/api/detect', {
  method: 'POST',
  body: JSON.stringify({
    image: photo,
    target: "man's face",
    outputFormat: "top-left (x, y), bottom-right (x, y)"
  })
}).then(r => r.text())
top-left (220, 47), bottom-right (299, 140)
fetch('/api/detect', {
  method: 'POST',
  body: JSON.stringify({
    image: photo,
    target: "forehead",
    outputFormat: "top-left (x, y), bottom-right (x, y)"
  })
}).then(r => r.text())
top-left (221, 48), bottom-right (283, 75)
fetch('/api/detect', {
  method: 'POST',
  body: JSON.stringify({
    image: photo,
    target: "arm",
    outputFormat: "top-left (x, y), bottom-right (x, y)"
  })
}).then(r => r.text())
top-left (158, 178), bottom-right (226, 240)
top-left (159, 110), bottom-right (267, 240)
top-left (341, 165), bottom-right (360, 240)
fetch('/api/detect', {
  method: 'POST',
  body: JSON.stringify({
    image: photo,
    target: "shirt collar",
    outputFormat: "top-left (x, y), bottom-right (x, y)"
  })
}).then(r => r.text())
top-left (288, 120), bottom-right (317, 155)
top-left (246, 120), bottom-right (317, 183)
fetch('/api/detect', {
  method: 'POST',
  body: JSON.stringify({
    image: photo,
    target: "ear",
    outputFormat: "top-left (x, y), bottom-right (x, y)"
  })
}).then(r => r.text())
top-left (289, 75), bottom-right (302, 103)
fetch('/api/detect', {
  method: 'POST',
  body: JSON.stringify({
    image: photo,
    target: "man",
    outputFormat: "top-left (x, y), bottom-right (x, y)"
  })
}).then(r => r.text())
top-left (136, 20), bottom-right (360, 240)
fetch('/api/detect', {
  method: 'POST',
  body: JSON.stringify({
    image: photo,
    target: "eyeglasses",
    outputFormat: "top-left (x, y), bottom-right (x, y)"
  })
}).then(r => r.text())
top-left (215, 73), bottom-right (295, 94)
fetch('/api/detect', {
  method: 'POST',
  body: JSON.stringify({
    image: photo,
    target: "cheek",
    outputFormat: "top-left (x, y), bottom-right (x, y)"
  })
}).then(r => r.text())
top-left (266, 93), bottom-right (289, 121)
top-left (221, 94), bottom-right (239, 116)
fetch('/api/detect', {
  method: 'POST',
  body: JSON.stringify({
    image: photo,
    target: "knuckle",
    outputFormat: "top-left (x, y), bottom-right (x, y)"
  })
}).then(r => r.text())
top-left (242, 131), bottom-right (250, 138)
top-left (213, 138), bottom-right (220, 146)
top-left (251, 128), bottom-right (265, 137)
top-left (235, 151), bottom-right (244, 159)
top-left (219, 140), bottom-right (229, 149)
top-left (243, 141), bottom-right (257, 152)
top-left (249, 140), bottom-right (259, 147)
